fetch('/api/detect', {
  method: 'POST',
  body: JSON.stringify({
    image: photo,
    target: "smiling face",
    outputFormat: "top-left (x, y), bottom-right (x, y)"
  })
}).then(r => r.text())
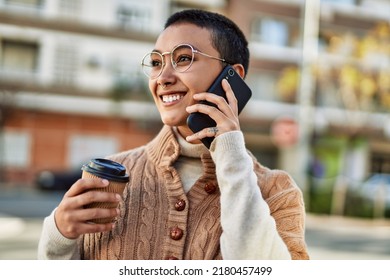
top-left (148, 23), bottom-right (224, 138)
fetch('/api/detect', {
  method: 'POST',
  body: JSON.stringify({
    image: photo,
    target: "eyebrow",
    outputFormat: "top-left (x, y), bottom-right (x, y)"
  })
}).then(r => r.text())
top-left (150, 44), bottom-right (199, 54)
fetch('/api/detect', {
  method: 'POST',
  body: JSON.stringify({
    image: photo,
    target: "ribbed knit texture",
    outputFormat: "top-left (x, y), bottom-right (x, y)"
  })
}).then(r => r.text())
top-left (79, 126), bottom-right (309, 260)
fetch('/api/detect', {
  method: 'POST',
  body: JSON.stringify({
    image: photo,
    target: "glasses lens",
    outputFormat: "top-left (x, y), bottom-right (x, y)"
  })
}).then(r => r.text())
top-left (171, 45), bottom-right (194, 73)
top-left (142, 52), bottom-right (163, 78)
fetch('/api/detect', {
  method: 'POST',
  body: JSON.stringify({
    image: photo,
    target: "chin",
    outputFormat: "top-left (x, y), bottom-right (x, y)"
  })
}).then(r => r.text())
top-left (161, 115), bottom-right (187, 127)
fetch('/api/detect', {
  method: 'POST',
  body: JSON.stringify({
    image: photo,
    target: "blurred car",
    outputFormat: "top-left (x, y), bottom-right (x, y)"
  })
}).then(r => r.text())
top-left (35, 168), bottom-right (82, 191)
top-left (358, 173), bottom-right (390, 208)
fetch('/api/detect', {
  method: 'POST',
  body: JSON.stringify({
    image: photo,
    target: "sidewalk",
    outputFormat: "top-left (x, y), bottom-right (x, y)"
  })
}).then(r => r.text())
top-left (1, 212), bottom-right (389, 260)
top-left (305, 214), bottom-right (390, 260)
top-left (0, 215), bottom-right (42, 259)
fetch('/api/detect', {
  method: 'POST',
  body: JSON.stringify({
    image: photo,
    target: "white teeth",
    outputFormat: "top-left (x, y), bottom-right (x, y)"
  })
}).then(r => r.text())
top-left (162, 94), bottom-right (184, 103)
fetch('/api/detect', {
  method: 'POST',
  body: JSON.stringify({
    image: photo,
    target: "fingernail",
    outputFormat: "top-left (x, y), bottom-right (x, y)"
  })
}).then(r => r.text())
top-left (102, 179), bottom-right (109, 186)
top-left (115, 194), bottom-right (121, 201)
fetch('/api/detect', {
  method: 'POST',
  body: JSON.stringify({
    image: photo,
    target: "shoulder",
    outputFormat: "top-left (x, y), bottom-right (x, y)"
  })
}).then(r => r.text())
top-left (247, 150), bottom-right (303, 201)
top-left (256, 164), bottom-right (305, 215)
top-left (260, 168), bottom-right (299, 197)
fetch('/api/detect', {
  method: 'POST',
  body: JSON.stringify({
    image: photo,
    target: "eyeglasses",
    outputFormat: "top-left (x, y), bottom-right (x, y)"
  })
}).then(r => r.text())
top-left (141, 43), bottom-right (227, 79)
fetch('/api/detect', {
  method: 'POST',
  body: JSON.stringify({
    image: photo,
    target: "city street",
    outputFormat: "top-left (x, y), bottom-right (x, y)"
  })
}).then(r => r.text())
top-left (1, 186), bottom-right (390, 260)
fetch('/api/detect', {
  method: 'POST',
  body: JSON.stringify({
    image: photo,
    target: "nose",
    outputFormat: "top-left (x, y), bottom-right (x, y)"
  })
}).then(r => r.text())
top-left (156, 54), bottom-right (176, 85)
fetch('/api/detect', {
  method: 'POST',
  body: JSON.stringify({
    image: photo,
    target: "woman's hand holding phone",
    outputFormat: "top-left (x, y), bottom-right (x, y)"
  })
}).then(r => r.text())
top-left (185, 79), bottom-right (240, 143)
top-left (186, 65), bottom-right (252, 148)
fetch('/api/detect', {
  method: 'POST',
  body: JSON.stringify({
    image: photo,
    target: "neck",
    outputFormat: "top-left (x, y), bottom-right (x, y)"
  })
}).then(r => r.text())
top-left (173, 127), bottom-right (207, 157)
top-left (176, 125), bottom-right (202, 145)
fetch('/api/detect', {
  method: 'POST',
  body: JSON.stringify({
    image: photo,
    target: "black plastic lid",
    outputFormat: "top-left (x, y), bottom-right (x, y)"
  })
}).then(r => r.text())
top-left (81, 158), bottom-right (129, 183)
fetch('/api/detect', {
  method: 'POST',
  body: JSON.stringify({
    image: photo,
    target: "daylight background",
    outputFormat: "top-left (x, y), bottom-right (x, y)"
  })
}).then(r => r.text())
top-left (0, 0), bottom-right (389, 260)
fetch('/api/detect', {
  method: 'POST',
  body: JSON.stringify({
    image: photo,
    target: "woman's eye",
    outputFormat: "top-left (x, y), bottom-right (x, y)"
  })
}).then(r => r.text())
top-left (176, 55), bottom-right (192, 64)
top-left (151, 60), bottom-right (162, 67)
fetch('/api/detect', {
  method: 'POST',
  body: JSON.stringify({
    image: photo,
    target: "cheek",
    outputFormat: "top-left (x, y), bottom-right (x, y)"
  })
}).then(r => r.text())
top-left (183, 74), bottom-right (211, 94)
top-left (187, 67), bottom-right (222, 93)
top-left (148, 81), bottom-right (158, 99)
top-left (148, 80), bottom-right (155, 92)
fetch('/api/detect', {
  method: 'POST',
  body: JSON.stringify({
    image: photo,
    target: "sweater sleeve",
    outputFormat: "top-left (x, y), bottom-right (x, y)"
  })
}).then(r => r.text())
top-left (37, 209), bottom-right (80, 260)
top-left (210, 131), bottom-right (291, 260)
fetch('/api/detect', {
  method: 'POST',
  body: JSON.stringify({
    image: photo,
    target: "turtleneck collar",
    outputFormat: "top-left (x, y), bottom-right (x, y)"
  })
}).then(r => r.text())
top-left (145, 125), bottom-right (210, 168)
top-left (173, 127), bottom-right (208, 158)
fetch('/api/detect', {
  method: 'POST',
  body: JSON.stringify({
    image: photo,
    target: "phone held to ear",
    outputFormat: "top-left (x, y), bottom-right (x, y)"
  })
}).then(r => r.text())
top-left (186, 65), bottom-right (252, 148)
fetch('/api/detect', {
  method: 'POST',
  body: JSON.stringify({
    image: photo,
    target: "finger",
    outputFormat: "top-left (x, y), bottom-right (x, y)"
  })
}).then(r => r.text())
top-left (55, 205), bottom-right (120, 238)
top-left (186, 127), bottom-right (219, 142)
top-left (69, 189), bottom-right (122, 211)
top-left (188, 94), bottom-right (236, 121)
top-left (186, 101), bottom-right (238, 132)
top-left (59, 206), bottom-right (120, 225)
top-left (65, 177), bottom-right (110, 198)
top-left (191, 93), bottom-right (228, 111)
top-left (80, 207), bottom-right (120, 224)
top-left (77, 222), bottom-right (116, 236)
top-left (208, 126), bottom-right (219, 136)
top-left (186, 101), bottom-right (222, 117)
top-left (57, 187), bottom-right (121, 225)
top-left (57, 217), bottom-right (117, 239)
top-left (222, 79), bottom-right (238, 116)
top-left (192, 79), bottom-right (238, 115)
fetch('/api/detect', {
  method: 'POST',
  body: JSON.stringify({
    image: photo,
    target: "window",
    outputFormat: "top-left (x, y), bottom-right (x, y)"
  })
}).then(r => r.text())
top-left (321, 0), bottom-right (357, 5)
top-left (58, 0), bottom-right (80, 17)
top-left (247, 69), bottom-right (286, 102)
top-left (1, 40), bottom-right (39, 74)
top-left (251, 16), bottom-right (301, 48)
top-left (371, 154), bottom-right (390, 174)
top-left (53, 44), bottom-right (78, 85)
top-left (4, 0), bottom-right (44, 8)
top-left (116, 5), bottom-right (151, 31)
top-left (68, 135), bottom-right (118, 168)
top-left (110, 57), bottom-right (149, 100)
top-left (0, 131), bottom-right (31, 168)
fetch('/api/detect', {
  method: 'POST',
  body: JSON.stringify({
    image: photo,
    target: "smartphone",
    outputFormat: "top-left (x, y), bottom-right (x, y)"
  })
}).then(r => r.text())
top-left (186, 65), bottom-right (252, 148)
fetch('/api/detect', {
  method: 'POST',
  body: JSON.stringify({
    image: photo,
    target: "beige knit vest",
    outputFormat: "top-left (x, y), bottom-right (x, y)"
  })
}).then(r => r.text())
top-left (80, 126), bottom-right (309, 260)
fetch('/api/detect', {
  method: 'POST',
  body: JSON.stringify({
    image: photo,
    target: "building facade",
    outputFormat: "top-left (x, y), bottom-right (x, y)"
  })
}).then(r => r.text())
top-left (1, 0), bottom-right (389, 216)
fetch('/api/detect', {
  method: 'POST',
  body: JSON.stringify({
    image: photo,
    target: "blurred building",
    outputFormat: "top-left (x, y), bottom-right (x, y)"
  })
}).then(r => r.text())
top-left (0, 0), bottom-right (166, 183)
top-left (0, 0), bottom-right (389, 216)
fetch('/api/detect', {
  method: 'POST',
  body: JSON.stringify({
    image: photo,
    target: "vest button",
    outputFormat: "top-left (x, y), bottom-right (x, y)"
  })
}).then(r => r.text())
top-left (204, 182), bottom-right (217, 194)
top-left (175, 199), bottom-right (186, 211)
top-left (170, 226), bottom-right (183, 240)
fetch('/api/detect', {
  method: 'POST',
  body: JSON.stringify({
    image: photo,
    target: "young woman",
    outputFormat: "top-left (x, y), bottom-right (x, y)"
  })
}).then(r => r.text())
top-left (38, 9), bottom-right (309, 260)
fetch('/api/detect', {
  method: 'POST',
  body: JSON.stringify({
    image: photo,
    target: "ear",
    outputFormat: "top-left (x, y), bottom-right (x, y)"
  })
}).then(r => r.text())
top-left (231, 64), bottom-right (245, 79)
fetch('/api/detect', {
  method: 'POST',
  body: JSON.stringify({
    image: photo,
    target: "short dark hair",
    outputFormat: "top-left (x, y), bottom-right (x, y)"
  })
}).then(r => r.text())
top-left (164, 9), bottom-right (250, 76)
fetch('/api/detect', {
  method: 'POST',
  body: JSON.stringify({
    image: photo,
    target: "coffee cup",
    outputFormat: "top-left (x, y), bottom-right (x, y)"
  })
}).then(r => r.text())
top-left (81, 158), bottom-right (129, 223)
